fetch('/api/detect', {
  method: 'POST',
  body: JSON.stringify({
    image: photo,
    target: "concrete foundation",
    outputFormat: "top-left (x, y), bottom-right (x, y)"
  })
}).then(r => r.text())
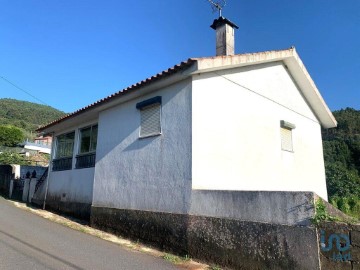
top-left (45, 199), bottom-right (91, 220)
top-left (91, 206), bottom-right (321, 270)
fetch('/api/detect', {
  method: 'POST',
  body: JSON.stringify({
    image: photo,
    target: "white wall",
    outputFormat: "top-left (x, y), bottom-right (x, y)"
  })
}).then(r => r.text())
top-left (93, 78), bottom-right (192, 213)
top-left (48, 168), bottom-right (94, 204)
top-left (47, 122), bottom-right (97, 205)
top-left (192, 62), bottom-right (328, 200)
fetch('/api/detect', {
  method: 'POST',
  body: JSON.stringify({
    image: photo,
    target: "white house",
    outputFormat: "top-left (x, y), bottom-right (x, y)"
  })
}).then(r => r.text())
top-left (37, 17), bottom-right (336, 224)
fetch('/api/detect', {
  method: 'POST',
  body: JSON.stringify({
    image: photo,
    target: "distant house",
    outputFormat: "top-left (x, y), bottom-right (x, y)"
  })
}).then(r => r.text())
top-left (37, 17), bottom-right (336, 225)
top-left (34, 135), bottom-right (52, 147)
top-left (21, 135), bottom-right (52, 155)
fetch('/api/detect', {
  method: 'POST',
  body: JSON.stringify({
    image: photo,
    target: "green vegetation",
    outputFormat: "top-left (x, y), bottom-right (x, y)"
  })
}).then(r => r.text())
top-left (311, 199), bottom-right (339, 225)
top-left (0, 152), bottom-right (30, 165)
top-left (322, 108), bottom-right (360, 219)
top-left (311, 199), bottom-right (357, 225)
top-left (0, 98), bottom-right (65, 166)
top-left (162, 253), bottom-right (191, 264)
top-left (0, 125), bottom-right (24, 146)
top-left (0, 98), bottom-right (66, 135)
top-left (329, 196), bottom-right (360, 219)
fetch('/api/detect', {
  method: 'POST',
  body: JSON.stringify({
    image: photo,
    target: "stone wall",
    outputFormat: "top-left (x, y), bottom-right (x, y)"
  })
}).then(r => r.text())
top-left (0, 165), bottom-right (47, 199)
top-left (319, 222), bottom-right (360, 270)
top-left (91, 207), bottom-right (321, 269)
top-left (19, 165), bottom-right (47, 179)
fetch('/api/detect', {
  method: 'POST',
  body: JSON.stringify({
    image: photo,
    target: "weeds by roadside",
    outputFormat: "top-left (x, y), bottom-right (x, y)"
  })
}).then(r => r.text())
top-left (163, 253), bottom-right (191, 264)
top-left (311, 199), bottom-right (358, 225)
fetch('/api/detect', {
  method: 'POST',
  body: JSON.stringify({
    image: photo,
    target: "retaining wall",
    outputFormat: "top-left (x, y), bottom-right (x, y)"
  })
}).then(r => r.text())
top-left (90, 190), bottom-right (360, 269)
top-left (91, 207), bottom-right (321, 269)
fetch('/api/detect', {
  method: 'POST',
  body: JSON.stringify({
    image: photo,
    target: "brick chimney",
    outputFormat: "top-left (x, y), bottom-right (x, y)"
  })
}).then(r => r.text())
top-left (210, 16), bottom-right (239, 56)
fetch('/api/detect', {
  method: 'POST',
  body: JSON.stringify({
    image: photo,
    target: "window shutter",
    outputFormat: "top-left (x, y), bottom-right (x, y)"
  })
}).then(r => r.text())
top-left (140, 103), bottom-right (161, 137)
top-left (281, 127), bottom-right (293, 152)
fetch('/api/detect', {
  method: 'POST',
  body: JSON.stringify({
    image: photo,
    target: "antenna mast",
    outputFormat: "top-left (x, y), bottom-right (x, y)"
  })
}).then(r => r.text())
top-left (207, 0), bottom-right (226, 17)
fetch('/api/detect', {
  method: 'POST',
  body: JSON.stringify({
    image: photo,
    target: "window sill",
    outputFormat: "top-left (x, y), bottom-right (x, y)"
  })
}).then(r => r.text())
top-left (139, 132), bottom-right (162, 139)
top-left (76, 152), bottom-right (96, 157)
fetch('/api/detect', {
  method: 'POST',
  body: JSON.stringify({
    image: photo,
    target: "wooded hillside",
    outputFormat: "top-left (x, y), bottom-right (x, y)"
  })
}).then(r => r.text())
top-left (0, 98), bottom-right (65, 165)
top-left (323, 108), bottom-right (360, 218)
top-left (0, 98), bottom-right (66, 133)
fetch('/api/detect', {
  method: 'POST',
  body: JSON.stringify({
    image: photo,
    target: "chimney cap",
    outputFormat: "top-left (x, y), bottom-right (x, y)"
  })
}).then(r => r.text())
top-left (210, 16), bottom-right (239, 30)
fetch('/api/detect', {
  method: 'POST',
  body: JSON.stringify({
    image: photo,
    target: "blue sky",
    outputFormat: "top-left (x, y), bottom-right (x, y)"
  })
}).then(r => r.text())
top-left (0, 0), bottom-right (359, 113)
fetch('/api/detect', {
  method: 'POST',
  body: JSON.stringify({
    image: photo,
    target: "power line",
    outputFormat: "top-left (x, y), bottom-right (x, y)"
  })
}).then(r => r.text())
top-left (0, 76), bottom-right (49, 106)
top-left (214, 71), bottom-right (320, 125)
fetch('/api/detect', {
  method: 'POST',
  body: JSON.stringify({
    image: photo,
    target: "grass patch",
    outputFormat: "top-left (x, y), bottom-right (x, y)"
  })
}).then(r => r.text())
top-left (208, 265), bottom-right (222, 270)
top-left (163, 253), bottom-right (182, 264)
top-left (163, 253), bottom-right (191, 264)
top-left (330, 196), bottom-right (360, 220)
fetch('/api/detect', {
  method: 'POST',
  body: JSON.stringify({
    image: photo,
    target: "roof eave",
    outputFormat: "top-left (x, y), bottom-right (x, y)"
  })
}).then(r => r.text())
top-left (284, 49), bottom-right (337, 128)
top-left (37, 59), bottom-right (198, 134)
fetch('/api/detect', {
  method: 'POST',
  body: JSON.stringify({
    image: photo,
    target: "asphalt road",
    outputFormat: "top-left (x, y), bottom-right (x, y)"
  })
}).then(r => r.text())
top-left (0, 197), bottom-right (179, 270)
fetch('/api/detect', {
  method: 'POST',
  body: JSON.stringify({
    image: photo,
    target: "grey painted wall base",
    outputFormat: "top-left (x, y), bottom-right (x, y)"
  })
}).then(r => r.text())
top-left (190, 190), bottom-right (317, 226)
top-left (34, 188), bottom-right (323, 227)
top-left (90, 206), bottom-right (321, 270)
top-left (45, 200), bottom-right (91, 220)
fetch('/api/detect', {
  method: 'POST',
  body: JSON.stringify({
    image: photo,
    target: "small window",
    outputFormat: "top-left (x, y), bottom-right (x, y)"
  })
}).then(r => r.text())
top-left (136, 96), bottom-right (162, 138)
top-left (280, 120), bottom-right (295, 152)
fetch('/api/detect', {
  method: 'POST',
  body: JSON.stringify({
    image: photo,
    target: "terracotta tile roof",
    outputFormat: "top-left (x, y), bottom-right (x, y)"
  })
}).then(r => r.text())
top-left (37, 58), bottom-right (196, 132)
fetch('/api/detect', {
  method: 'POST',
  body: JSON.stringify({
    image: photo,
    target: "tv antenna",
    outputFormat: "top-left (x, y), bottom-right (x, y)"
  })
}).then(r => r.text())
top-left (207, 0), bottom-right (226, 17)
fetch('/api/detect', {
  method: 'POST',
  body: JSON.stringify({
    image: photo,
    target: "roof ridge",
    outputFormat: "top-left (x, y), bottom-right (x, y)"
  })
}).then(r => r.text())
top-left (190, 47), bottom-right (296, 61)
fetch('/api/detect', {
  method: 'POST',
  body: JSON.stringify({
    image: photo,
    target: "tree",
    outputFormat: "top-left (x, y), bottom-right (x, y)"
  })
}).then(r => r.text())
top-left (325, 162), bottom-right (360, 198)
top-left (322, 108), bottom-right (360, 219)
top-left (323, 140), bottom-right (354, 169)
top-left (0, 152), bottom-right (29, 165)
top-left (0, 125), bottom-right (24, 146)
